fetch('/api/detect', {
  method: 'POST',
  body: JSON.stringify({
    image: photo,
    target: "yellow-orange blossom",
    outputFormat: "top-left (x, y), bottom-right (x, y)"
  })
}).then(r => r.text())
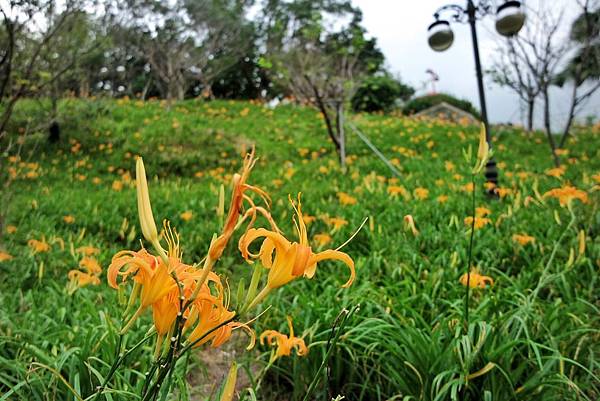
top-left (260, 316), bottom-right (308, 360)
top-left (239, 194), bottom-right (355, 309)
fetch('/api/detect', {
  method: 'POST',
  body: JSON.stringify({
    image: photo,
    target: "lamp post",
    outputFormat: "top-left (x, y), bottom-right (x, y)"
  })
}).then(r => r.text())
top-left (427, 0), bottom-right (526, 192)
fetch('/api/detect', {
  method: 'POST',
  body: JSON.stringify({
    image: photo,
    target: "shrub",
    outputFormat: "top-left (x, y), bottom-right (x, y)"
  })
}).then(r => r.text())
top-left (403, 93), bottom-right (481, 119)
top-left (351, 74), bottom-right (415, 113)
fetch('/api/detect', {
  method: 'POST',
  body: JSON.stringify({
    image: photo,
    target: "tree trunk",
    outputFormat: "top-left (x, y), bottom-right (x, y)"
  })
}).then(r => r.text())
top-left (176, 79), bottom-right (185, 101)
top-left (0, 96), bottom-right (19, 136)
top-left (79, 76), bottom-right (90, 98)
top-left (201, 83), bottom-right (214, 100)
top-left (304, 75), bottom-right (341, 154)
top-left (141, 77), bottom-right (152, 100)
top-left (166, 82), bottom-right (174, 101)
top-left (559, 82), bottom-right (578, 149)
top-left (526, 98), bottom-right (534, 133)
top-left (49, 81), bottom-right (60, 143)
top-left (542, 87), bottom-right (560, 167)
top-left (336, 102), bottom-right (346, 171)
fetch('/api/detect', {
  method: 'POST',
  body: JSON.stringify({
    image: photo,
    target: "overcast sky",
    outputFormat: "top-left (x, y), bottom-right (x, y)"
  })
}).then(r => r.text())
top-left (352, 0), bottom-right (600, 128)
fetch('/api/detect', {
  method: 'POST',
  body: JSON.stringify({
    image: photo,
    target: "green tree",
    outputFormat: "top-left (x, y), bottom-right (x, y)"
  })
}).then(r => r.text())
top-left (260, 0), bottom-right (385, 165)
top-left (114, 0), bottom-right (255, 101)
top-left (351, 73), bottom-right (414, 113)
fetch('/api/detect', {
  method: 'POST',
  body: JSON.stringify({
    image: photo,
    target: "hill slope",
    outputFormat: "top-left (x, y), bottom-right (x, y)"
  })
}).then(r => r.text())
top-left (1, 99), bottom-right (599, 400)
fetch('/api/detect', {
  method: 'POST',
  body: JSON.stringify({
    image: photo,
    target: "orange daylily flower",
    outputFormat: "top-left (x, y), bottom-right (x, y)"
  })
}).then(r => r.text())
top-left (28, 238), bottom-right (50, 253)
top-left (546, 166), bottom-right (566, 178)
top-left (462, 183), bottom-right (475, 192)
top-left (437, 195), bottom-right (449, 203)
top-left (112, 180), bottom-right (124, 191)
top-left (6, 225), bottom-right (17, 234)
top-left (313, 233), bottom-right (332, 247)
top-left (80, 257), bottom-right (102, 275)
top-left (152, 289), bottom-right (180, 336)
top-left (186, 296), bottom-right (235, 347)
top-left (323, 216), bottom-right (348, 231)
top-left (108, 248), bottom-right (177, 308)
top-left (186, 289), bottom-right (254, 350)
top-left (260, 316), bottom-right (308, 360)
top-left (475, 207), bottom-right (492, 217)
top-left (460, 268), bottom-right (494, 289)
top-left (209, 149), bottom-right (276, 261)
top-left (494, 187), bottom-right (513, 198)
top-left (0, 251), bottom-right (13, 262)
top-left (239, 195), bottom-right (355, 292)
top-left (63, 215), bottom-right (75, 224)
top-left (108, 216), bottom-right (230, 337)
top-left (512, 234), bottom-right (535, 246)
top-left (300, 213), bottom-right (316, 225)
top-left (464, 216), bottom-right (491, 230)
top-left (68, 270), bottom-right (101, 287)
top-left (76, 245), bottom-right (100, 256)
top-left (180, 211), bottom-right (193, 221)
top-left (414, 187), bottom-right (429, 200)
top-left (387, 185), bottom-right (408, 198)
top-left (337, 192), bottom-right (357, 205)
top-left (543, 186), bottom-right (588, 207)
top-left (67, 256), bottom-right (103, 292)
top-left (484, 182), bottom-right (496, 191)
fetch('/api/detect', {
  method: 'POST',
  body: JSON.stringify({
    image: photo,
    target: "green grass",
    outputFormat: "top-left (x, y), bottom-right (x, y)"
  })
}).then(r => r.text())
top-left (0, 98), bottom-right (599, 400)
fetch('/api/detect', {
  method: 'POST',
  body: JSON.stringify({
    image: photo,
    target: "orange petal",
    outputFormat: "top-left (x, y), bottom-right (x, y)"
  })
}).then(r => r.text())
top-left (239, 228), bottom-right (289, 261)
top-left (259, 238), bottom-right (276, 268)
top-left (309, 249), bottom-right (355, 287)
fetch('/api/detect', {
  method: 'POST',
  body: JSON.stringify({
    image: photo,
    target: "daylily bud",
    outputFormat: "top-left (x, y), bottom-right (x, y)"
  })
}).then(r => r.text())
top-left (553, 210), bottom-right (561, 225)
top-left (477, 124), bottom-right (489, 161)
top-left (578, 230), bottom-right (585, 256)
top-left (217, 184), bottom-right (225, 218)
top-left (219, 362), bottom-right (238, 401)
top-left (532, 179), bottom-right (545, 203)
top-left (403, 214), bottom-right (419, 236)
top-left (473, 123), bottom-right (490, 174)
top-left (136, 157), bottom-right (159, 243)
top-left (566, 247), bottom-right (575, 268)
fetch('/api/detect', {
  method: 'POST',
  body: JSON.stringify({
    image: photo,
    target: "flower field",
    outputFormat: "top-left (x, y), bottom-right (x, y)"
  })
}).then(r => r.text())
top-left (1, 98), bottom-right (599, 400)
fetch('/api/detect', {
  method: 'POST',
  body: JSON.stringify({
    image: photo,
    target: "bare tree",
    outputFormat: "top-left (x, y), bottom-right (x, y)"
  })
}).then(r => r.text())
top-left (283, 41), bottom-right (364, 160)
top-left (1, 2), bottom-right (78, 136)
top-left (556, 0), bottom-right (600, 147)
top-left (491, 2), bottom-right (568, 166)
top-left (489, 39), bottom-right (542, 133)
top-left (491, 1), bottom-right (600, 166)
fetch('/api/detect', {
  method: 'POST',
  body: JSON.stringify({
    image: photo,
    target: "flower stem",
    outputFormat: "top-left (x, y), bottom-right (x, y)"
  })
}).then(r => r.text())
top-left (91, 332), bottom-right (153, 401)
top-left (120, 305), bottom-right (144, 334)
top-left (241, 264), bottom-right (264, 314)
top-left (246, 286), bottom-right (271, 312)
top-left (464, 173), bottom-right (477, 331)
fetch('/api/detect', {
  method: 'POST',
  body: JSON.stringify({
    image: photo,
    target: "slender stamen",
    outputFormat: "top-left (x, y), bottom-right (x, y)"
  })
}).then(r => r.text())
top-left (335, 216), bottom-right (369, 251)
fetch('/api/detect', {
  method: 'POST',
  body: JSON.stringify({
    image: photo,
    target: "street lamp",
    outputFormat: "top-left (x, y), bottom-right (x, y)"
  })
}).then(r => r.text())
top-left (427, 0), bottom-right (526, 192)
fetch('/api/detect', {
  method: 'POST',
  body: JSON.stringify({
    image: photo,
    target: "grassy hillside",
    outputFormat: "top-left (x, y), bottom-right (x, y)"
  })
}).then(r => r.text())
top-left (1, 98), bottom-right (599, 400)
